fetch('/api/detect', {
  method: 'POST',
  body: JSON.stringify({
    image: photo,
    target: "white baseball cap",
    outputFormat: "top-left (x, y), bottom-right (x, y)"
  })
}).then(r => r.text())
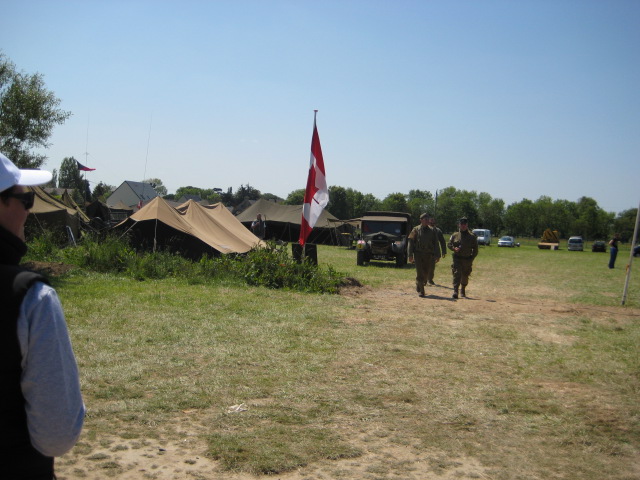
top-left (0, 152), bottom-right (52, 192)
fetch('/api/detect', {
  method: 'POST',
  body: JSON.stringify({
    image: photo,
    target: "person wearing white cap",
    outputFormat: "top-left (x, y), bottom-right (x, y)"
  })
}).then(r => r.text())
top-left (0, 152), bottom-right (85, 479)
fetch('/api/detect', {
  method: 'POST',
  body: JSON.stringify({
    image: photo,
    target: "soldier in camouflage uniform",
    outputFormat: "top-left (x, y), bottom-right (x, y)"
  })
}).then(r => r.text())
top-left (447, 217), bottom-right (478, 299)
top-left (408, 213), bottom-right (438, 297)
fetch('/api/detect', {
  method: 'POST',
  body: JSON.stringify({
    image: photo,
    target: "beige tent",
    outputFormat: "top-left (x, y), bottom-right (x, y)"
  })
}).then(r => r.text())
top-left (25, 186), bottom-right (82, 241)
top-left (114, 197), bottom-right (264, 258)
top-left (60, 189), bottom-right (91, 223)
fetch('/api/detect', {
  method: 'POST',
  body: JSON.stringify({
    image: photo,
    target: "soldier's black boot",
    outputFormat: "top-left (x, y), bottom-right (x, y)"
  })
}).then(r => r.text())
top-left (419, 285), bottom-right (426, 297)
top-left (452, 287), bottom-right (458, 299)
top-left (461, 286), bottom-right (466, 298)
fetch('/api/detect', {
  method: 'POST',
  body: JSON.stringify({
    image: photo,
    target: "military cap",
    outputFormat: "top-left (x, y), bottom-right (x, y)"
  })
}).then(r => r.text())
top-left (458, 217), bottom-right (468, 224)
top-left (419, 213), bottom-right (431, 220)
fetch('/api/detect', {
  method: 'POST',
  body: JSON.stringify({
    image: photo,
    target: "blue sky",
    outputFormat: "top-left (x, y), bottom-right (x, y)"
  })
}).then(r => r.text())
top-left (2, 0), bottom-right (639, 214)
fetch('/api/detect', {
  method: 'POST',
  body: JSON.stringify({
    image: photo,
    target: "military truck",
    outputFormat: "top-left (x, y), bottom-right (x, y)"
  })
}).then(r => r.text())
top-left (356, 211), bottom-right (412, 267)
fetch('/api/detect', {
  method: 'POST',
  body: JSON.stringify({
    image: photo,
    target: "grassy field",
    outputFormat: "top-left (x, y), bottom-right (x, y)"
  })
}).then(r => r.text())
top-left (52, 243), bottom-right (639, 479)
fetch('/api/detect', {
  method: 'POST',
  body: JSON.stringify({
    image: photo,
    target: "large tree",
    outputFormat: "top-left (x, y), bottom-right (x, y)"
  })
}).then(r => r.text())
top-left (0, 52), bottom-right (71, 168)
top-left (407, 189), bottom-right (434, 225)
top-left (327, 185), bottom-right (349, 219)
top-left (475, 192), bottom-right (504, 234)
top-left (571, 196), bottom-right (614, 240)
top-left (380, 192), bottom-right (409, 215)
top-left (285, 189), bottom-right (305, 205)
top-left (232, 184), bottom-right (261, 206)
top-left (91, 182), bottom-right (114, 202)
top-left (504, 199), bottom-right (537, 237)
top-left (614, 208), bottom-right (638, 242)
top-left (174, 186), bottom-right (221, 204)
top-left (342, 188), bottom-right (381, 218)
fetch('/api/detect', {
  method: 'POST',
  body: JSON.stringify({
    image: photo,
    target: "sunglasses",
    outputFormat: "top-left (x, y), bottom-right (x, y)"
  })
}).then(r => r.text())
top-left (6, 191), bottom-right (35, 210)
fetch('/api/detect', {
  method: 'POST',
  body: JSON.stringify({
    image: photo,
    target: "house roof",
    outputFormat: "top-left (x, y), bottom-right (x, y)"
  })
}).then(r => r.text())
top-left (124, 181), bottom-right (159, 201)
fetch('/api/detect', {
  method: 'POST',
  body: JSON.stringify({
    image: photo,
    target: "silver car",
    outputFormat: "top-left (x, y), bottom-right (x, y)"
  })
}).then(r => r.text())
top-left (498, 236), bottom-right (516, 247)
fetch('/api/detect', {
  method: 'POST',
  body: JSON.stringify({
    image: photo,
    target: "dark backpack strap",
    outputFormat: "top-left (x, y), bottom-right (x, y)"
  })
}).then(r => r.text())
top-left (13, 269), bottom-right (50, 296)
top-left (0, 266), bottom-right (54, 478)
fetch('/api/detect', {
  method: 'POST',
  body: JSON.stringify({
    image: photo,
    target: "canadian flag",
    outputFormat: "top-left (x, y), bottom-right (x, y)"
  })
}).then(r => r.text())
top-left (299, 112), bottom-right (329, 246)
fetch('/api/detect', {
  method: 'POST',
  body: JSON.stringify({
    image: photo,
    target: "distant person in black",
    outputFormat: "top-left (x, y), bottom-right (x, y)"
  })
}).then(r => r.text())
top-left (608, 233), bottom-right (620, 269)
top-left (251, 213), bottom-right (266, 239)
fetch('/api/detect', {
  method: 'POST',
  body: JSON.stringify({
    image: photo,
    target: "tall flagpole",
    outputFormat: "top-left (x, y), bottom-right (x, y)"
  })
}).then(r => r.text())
top-left (621, 201), bottom-right (640, 305)
top-left (84, 112), bottom-right (90, 204)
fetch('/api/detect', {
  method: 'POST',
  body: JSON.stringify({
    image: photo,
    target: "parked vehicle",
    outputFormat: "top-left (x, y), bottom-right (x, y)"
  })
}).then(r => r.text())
top-left (472, 229), bottom-right (491, 246)
top-left (356, 211), bottom-right (411, 267)
top-left (567, 236), bottom-right (584, 251)
top-left (538, 228), bottom-right (560, 249)
top-left (498, 236), bottom-right (517, 247)
top-left (591, 240), bottom-right (606, 252)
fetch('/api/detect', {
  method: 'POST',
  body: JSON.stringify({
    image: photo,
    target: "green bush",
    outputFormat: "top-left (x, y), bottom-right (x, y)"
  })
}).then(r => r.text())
top-left (26, 230), bottom-right (63, 261)
top-left (61, 234), bottom-right (137, 272)
top-left (25, 234), bottom-right (345, 294)
top-left (238, 244), bottom-right (343, 293)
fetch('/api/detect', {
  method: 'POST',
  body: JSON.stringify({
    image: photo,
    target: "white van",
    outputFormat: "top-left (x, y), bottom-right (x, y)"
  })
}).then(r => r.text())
top-left (567, 236), bottom-right (584, 251)
top-left (472, 229), bottom-right (491, 246)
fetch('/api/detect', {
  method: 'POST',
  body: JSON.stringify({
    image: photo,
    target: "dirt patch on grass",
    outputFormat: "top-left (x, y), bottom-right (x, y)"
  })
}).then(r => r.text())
top-left (58, 433), bottom-right (493, 480)
top-left (23, 260), bottom-right (75, 277)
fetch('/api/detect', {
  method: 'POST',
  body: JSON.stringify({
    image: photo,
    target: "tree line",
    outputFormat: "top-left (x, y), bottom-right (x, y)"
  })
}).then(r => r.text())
top-left (1, 52), bottom-right (636, 242)
top-left (287, 186), bottom-right (635, 242)
top-left (85, 178), bottom-right (634, 242)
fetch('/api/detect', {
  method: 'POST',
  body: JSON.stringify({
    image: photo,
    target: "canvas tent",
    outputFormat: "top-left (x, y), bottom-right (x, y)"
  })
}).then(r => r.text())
top-left (60, 189), bottom-right (90, 223)
top-left (86, 200), bottom-right (133, 227)
top-left (25, 186), bottom-right (84, 242)
top-left (236, 198), bottom-right (352, 245)
top-left (114, 197), bottom-right (264, 258)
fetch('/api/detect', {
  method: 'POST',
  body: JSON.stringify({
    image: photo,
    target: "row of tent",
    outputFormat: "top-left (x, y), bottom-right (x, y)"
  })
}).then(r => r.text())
top-left (25, 188), bottom-right (355, 257)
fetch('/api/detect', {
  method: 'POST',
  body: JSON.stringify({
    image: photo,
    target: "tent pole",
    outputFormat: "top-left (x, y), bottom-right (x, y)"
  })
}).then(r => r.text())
top-left (621, 201), bottom-right (640, 305)
top-left (153, 218), bottom-right (158, 253)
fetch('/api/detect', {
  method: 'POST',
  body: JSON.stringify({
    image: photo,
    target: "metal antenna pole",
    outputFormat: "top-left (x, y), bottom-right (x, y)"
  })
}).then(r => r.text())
top-left (621, 200), bottom-right (640, 305)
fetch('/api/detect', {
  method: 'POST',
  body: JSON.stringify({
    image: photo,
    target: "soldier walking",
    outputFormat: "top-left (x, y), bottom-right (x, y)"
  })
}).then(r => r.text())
top-left (447, 217), bottom-right (478, 299)
top-left (427, 216), bottom-right (446, 285)
top-left (408, 213), bottom-right (438, 297)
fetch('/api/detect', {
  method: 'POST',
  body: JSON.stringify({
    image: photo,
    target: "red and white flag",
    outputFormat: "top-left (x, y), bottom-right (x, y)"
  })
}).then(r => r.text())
top-left (299, 111), bottom-right (329, 246)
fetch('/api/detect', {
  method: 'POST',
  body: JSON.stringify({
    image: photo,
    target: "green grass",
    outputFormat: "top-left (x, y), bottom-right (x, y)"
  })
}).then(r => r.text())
top-left (47, 243), bottom-right (640, 479)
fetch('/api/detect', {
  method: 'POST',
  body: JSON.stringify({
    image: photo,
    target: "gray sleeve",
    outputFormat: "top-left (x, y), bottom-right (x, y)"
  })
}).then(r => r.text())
top-left (18, 282), bottom-right (85, 457)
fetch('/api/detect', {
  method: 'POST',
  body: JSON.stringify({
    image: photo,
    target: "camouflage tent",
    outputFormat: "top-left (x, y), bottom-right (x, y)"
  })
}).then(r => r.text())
top-left (235, 198), bottom-right (352, 245)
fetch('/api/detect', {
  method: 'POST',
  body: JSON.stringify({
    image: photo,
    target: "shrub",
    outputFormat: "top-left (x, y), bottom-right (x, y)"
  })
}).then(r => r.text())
top-left (25, 234), bottom-right (345, 294)
top-left (238, 244), bottom-right (343, 293)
